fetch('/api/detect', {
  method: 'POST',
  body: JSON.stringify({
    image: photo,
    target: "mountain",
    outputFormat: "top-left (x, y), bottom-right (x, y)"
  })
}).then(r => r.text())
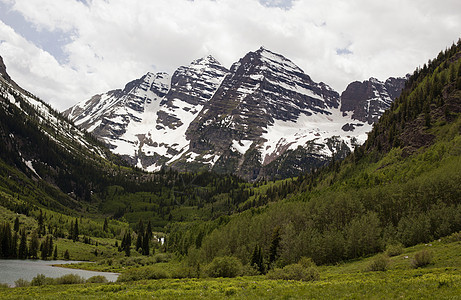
top-left (0, 54), bottom-right (117, 208)
top-left (167, 40), bottom-right (461, 268)
top-left (64, 56), bottom-right (229, 172)
top-left (341, 76), bottom-right (407, 124)
top-left (65, 47), bottom-right (405, 180)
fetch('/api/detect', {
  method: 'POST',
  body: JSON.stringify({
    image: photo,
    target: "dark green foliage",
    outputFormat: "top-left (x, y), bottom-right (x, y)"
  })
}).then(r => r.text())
top-left (269, 226), bottom-right (281, 266)
top-left (121, 231), bottom-right (132, 257)
top-left (18, 229), bottom-right (27, 259)
top-left (266, 259), bottom-right (320, 281)
top-left (29, 231), bottom-right (39, 259)
top-left (64, 249), bottom-right (70, 260)
top-left (55, 274), bottom-right (85, 285)
top-left (206, 256), bottom-right (243, 278)
top-left (386, 243), bottom-right (404, 257)
top-left (366, 254), bottom-right (390, 272)
top-left (86, 275), bottom-right (108, 283)
top-left (411, 249), bottom-right (433, 268)
top-left (250, 245), bottom-right (265, 274)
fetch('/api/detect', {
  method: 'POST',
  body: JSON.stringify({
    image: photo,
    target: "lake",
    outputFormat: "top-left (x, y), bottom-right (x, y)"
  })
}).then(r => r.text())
top-left (0, 259), bottom-right (119, 287)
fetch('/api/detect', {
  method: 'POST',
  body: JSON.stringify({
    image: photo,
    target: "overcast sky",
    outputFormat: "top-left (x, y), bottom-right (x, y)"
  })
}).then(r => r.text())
top-left (0, 0), bottom-right (460, 111)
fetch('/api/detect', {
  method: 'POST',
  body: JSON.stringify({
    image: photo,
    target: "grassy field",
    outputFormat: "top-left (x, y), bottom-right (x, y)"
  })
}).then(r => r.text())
top-left (2, 237), bottom-right (461, 299)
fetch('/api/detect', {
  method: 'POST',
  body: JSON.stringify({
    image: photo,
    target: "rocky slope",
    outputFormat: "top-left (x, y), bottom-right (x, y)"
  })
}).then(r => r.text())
top-left (65, 48), bottom-right (406, 180)
top-left (341, 77), bottom-right (407, 124)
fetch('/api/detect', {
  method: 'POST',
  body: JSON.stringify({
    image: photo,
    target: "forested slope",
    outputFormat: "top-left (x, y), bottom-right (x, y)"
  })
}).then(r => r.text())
top-left (167, 41), bottom-right (461, 270)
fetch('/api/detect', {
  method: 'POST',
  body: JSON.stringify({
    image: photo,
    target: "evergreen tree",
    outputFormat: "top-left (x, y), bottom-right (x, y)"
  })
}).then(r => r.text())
top-left (18, 229), bottom-right (28, 259)
top-left (64, 249), bottom-right (70, 260)
top-left (146, 220), bottom-right (152, 240)
top-left (53, 245), bottom-right (58, 260)
top-left (136, 233), bottom-right (143, 252)
top-left (37, 210), bottom-right (44, 237)
top-left (103, 218), bottom-right (108, 232)
top-left (29, 231), bottom-right (39, 259)
top-left (73, 218), bottom-right (79, 242)
top-left (122, 231), bottom-right (131, 257)
top-left (269, 226), bottom-right (281, 267)
top-left (142, 231), bottom-right (150, 256)
top-left (13, 216), bottom-right (20, 232)
top-left (0, 222), bottom-right (13, 258)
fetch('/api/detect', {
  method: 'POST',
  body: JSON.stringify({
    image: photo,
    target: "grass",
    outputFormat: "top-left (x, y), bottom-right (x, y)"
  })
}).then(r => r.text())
top-left (3, 236), bottom-right (461, 299)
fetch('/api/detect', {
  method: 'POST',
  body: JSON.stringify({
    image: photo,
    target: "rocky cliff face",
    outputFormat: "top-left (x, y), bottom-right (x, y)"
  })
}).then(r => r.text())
top-left (340, 77), bottom-right (407, 124)
top-left (65, 48), bottom-right (406, 180)
top-left (64, 56), bottom-right (229, 171)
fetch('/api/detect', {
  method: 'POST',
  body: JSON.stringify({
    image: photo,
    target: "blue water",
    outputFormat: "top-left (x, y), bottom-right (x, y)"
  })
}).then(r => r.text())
top-left (0, 259), bottom-right (119, 286)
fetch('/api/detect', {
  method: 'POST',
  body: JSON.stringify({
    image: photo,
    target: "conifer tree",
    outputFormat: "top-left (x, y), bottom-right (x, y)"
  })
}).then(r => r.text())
top-left (103, 218), bottom-right (108, 232)
top-left (73, 218), bottom-right (79, 242)
top-left (142, 231), bottom-right (150, 255)
top-left (13, 216), bottom-right (20, 232)
top-left (29, 231), bottom-right (39, 259)
top-left (18, 229), bottom-right (28, 259)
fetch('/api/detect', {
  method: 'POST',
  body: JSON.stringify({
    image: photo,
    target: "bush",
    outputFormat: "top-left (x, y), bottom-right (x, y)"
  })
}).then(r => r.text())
top-left (117, 265), bottom-right (170, 282)
top-left (206, 256), bottom-right (243, 278)
top-left (366, 254), bottom-right (390, 271)
top-left (298, 257), bottom-right (316, 268)
top-left (386, 243), bottom-right (404, 257)
top-left (31, 274), bottom-right (55, 286)
top-left (14, 278), bottom-right (30, 287)
top-left (411, 249), bottom-right (433, 268)
top-left (55, 274), bottom-right (85, 285)
top-left (86, 275), bottom-right (108, 283)
top-left (267, 263), bottom-right (320, 282)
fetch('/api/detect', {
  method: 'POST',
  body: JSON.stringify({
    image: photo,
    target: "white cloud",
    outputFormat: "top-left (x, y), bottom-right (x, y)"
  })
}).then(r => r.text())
top-left (0, 0), bottom-right (460, 111)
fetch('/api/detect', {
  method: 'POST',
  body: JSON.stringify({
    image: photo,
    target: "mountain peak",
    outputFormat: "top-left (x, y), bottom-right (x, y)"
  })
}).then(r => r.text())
top-left (191, 55), bottom-right (222, 68)
top-left (0, 56), bottom-right (11, 82)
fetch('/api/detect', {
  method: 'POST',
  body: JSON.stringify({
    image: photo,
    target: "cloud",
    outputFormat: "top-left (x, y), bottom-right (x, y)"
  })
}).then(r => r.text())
top-left (0, 0), bottom-right (460, 111)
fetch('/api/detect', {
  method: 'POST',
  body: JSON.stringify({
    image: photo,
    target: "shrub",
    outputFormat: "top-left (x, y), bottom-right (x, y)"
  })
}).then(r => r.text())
top-left (31, 274), bottom-right (55, 286)
top-left (86, 275), bottom-right (108, 283)
top-left (55, 274), bottom-right (85, 285)
top-left (386, 243), bottom-right (404, 257)
top-left (411, 250), bottom-right (433, 268)
top-left (267, 263), bottom-right (320, 282)
top-left (298, 257), bottom-right (316, 268)
top-left (206, 256), bottom-right (243, 278)
top-left (14, 278), bottom-right (30, 287)
top-left (366, 254), bottom-right (390, 271)
top-left (117, 265), bottom-right (170, 282)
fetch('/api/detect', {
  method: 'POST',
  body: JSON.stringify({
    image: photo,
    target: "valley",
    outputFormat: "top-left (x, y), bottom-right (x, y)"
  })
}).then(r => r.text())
top-left (0, 37), bottom-right (460, 299)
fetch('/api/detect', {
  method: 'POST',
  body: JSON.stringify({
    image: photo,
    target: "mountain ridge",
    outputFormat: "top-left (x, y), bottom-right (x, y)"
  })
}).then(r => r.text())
top-left (65, 47), bottom-right (406, 180)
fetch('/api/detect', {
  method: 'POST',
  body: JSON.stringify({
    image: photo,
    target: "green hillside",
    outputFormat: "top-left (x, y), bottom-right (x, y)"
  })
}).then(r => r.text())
top-left (0, 38), bottom-right (460, 298)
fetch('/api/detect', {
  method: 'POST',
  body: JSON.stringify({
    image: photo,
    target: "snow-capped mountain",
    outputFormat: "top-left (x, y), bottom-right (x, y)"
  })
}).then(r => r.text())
top-left (0, 56), bottom-right (107, 164)
top-left (65, 48), bottom-right (406, 180)
top-left (0, 54), bottom-right (113, 202)
top-left (64, 55), bottom-right (229, 171)
top-left (341, 77), bottom-right (407, 124)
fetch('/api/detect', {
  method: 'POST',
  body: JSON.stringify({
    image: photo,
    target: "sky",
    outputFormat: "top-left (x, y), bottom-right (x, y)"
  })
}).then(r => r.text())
top-left (0, 0), bottom-right (460, 111)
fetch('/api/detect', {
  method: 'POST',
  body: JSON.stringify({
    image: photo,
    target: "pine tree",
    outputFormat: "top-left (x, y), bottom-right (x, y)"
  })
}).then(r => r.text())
top-left (38, 210), bottom-right (44, 237)
top-left (142, 231), bottom-right (150, 256)
top-left (64, 249), bottom-right (70, 260)
top-left (73, 218), bottom-right (79, 242)
top-left (103, 218), bottom-right (108, 232)
top-left (13, 217), bottom-right (20, 232)
top-left (269, 226), bottom-right (281, 267)
top-left (136, 233), bottom-right (143, 252)
top-left (18, 229), bottom-right (28, 259)
top-left (29, 231), bottom-right (39, 259)
top-left (53, 245), bottom-right (58, 260)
